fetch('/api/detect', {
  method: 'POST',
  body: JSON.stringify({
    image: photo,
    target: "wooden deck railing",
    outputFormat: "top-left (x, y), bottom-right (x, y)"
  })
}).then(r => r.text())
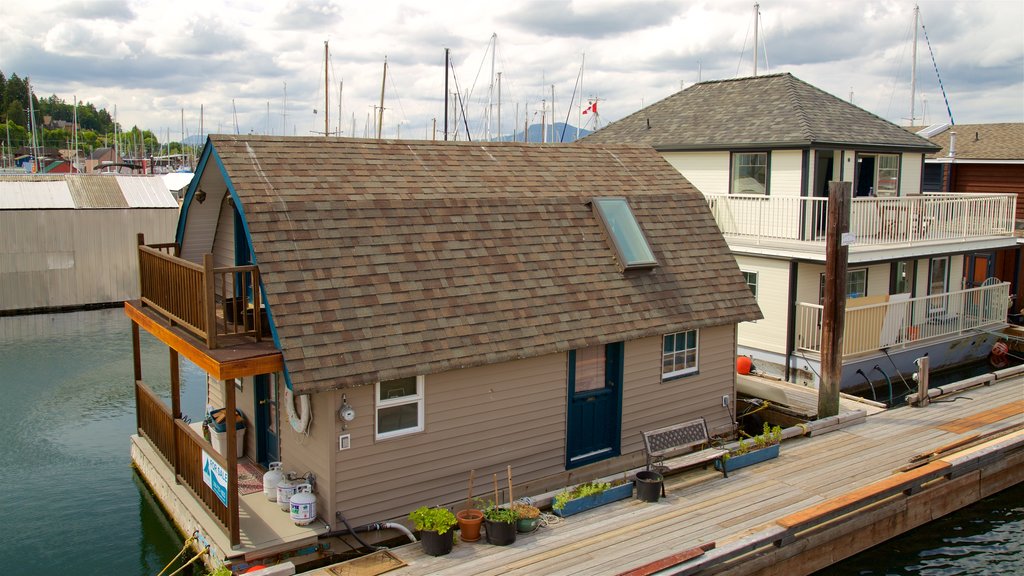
top-left (704, 192), bottom-right (1016, 250)
top-left (136, 237), bottom-right (263, 349)
top-left (135, 380), bottom-right (239, 545)
top-left (795, 282), bottom-right (1010, 357)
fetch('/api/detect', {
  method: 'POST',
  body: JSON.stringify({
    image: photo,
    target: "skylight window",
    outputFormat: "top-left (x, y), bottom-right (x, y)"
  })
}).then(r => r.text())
top-left (592, 197), bottom-right (658, 270)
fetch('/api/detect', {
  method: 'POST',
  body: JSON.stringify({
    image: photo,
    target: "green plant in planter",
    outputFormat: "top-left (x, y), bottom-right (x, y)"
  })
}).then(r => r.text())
top-left (483, 503), bottom-right (519, 523)
top-left (552, 480), bottom-right (612, 511)
top-left (723, 423), bottom-right (783, 462)
top-left (408, 506), bottom-right (458, 535)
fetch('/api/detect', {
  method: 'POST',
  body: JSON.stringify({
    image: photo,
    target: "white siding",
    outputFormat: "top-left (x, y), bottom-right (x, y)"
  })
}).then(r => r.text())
top-left (179, 168), bottom-right (230, 264)
top-left (735, 256), bottom-right (789, 355)
top-left (661, 151), bottom-right (729, 195)
top-left (900, 153), bottom-right (924, 195)
top-left (0, 180), bottom-right (75, 208)
top-left (769, 150), bottom-right (803, 197)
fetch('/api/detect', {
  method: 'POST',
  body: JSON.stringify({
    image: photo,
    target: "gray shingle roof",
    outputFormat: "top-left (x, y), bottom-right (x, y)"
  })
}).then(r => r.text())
top-left (912, 123), bottom-right (1024, 161)
top-left (584, 73), bottom-right (940, 152)
top-left (208, 136), bottom-right (761, 393)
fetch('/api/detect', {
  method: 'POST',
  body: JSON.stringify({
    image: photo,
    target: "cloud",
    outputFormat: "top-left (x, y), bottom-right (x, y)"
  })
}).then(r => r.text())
top-left (42, 21), bottom-right (136, 59)
top-left (275, 0), bottom-right (343, 30)
top-left (505, 0), bottom-right (682, 39)
top-left (57, 0), bottom-right (136, 22)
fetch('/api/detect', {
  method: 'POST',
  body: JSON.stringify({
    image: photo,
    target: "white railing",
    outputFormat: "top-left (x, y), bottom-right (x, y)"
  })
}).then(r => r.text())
top-left (704, 192), bottom-right (1016, 249)
top-left (795, 282), bottom-right (1010, 358)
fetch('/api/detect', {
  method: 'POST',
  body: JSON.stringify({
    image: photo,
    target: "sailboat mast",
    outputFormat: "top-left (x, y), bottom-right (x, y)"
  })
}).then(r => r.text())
top-left (578, 53), bottom-right (584, 141)
top-left (753, 3), bottom-right (759, 76)
top-left (324, 41), bottom-right (330, 137)
top-left (444, 49), bottom-right (450, 141)
top-left (910, 4), bottom-right (919, 125)
top-left (487, 33), bottom-right (496, 141)
top-left (27, 79), bottom-right (39, 172)
top-left (378, 57), bottom-right (387, 139)
top-left (73, 95), bottom-right (78, 170)
top-left (497, 72), bottom-right (502, 141)
top-left (338, 80), bottom-right (343, 136)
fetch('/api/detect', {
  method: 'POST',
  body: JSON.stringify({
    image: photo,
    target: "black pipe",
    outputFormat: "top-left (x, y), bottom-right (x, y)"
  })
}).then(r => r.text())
top-left (871, 364), bottom-right (895, 404)
top-left (855, 368), bottom-right (876, 401)
top-left (326, 511), bottom-right (383, 550)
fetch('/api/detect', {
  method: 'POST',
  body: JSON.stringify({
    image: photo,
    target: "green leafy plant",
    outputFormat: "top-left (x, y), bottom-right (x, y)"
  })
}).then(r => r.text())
top-left (727, 423), bottom-right (783, 460)
top-left (482, 502), bottom-right (519, 523)
top-left (408, 506), bottom-right (458, 535)
top-left (552, 480), bottom-right (613, 511)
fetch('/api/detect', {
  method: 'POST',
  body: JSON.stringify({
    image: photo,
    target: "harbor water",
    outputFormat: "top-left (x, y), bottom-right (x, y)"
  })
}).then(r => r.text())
top-left (0, 307), bottom-right (1019, 575)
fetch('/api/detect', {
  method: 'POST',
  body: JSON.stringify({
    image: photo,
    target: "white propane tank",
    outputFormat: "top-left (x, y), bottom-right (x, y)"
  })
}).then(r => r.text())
top-left (289, 483), bottom-right (317, 526)
top-left (263, 462), bottom-right (284, 502)
top-left (276, 477), bottom-right (299, 511)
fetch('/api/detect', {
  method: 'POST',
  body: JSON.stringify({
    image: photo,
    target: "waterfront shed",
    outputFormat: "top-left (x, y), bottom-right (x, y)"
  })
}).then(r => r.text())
top-left (126, 136), bottom-right (761, 553)
top-left (0, 174), bottom-right (178, 313)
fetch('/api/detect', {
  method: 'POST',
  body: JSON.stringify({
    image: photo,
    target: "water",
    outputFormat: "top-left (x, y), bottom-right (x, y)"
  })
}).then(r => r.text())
top-left (0, 308), bottom-right (203, 575)
top-left (817, 482), bottom-right (1024, 575)
top-left (0, 308), bottom-right (1019, 575)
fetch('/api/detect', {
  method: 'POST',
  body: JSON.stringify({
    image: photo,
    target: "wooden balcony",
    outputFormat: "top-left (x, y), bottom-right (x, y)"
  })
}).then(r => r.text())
top-left (705, 192), bottom-right (1016, 258)
top-left (795, 282), bottom-right (1010, 359)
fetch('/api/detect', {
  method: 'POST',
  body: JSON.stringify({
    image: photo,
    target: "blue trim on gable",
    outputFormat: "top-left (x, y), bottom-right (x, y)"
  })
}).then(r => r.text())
top-left (179, 137), bottom-right (294, 391)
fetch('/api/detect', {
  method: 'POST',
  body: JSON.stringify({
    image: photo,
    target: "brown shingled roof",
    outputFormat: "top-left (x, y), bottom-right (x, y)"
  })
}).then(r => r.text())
top-left (584, 73), bottom-right (940, 152)
top-left (913, 123), bottom-right (1024, 161)
top-left (207, 136), bottom-right (761, 393)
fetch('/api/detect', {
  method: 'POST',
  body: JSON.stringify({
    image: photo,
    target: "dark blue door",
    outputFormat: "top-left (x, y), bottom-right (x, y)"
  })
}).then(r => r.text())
top-left (566, 343), bottom-right (623, 469)
top-left (255, 374), bottom-right (279, 467)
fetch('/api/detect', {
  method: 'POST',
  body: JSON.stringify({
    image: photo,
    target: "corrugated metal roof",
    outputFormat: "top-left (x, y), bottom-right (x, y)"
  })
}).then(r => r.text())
top-left (66, 175), bottom-right (129, 208)
top-left (116, 175), bottom-right (179, 208)
top-left (0, 177), bottom-right (75, 209)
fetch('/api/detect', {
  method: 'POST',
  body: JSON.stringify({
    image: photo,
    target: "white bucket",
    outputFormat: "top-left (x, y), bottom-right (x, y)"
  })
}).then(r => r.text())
top-left (276, 478), bottom-right (299, 511)
top-left (289, 483), bottom-right (317, 526)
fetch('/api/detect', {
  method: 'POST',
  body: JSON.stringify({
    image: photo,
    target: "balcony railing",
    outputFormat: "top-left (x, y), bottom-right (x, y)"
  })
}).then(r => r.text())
top-left (136, 380), bottom-right (239, 544)
top-left (795, 282), bottom-right (1010, 358)
top-left (136, 236), bottom-right (263, 349)
top-left (705, 192), bottom-right (1016, 250)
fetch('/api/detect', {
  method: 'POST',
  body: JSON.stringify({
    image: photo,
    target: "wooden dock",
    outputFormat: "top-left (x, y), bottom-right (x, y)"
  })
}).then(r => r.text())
top-left (308, 375), bottom-right (1024, 576)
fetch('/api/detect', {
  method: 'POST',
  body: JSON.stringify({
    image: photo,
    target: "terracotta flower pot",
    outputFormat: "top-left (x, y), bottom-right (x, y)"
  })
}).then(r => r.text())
top-left (456, 509), bottom-right (484, 542)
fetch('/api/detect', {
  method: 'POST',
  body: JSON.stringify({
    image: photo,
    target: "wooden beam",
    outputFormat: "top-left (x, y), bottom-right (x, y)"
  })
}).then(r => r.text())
top-left (819, 181), bottom-right (851, 419)
top-left (225, 373), bottom-right (240, 547)
top-left (125, 301), bottom-right (283, 380)
top-left (615, 542), bottom-right (715, 576)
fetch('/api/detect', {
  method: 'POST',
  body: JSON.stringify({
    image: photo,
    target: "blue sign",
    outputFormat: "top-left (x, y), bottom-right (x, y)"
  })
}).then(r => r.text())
top-left (202, 450), bottom-right (228, 506)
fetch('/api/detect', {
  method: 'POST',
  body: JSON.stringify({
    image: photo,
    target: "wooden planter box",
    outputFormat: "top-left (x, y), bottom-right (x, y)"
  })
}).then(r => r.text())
top-left (552, 482), bottom-right (634, 517)
top-left (715, 443), bottom-right (780, 473)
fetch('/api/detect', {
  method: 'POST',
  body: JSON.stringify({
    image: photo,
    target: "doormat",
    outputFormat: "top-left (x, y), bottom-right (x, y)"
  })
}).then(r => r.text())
top-left (237, 460), bottom-right (264, 495)
top-left (326, 550), bottom-right (407, 576)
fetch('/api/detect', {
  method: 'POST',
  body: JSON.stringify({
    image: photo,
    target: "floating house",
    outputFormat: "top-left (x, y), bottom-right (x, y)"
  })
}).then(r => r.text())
top-left (585, 74), bottom-right (1017, 391)
top-left (0, 174), bottom-right (178, 314)
top-left (126, 136), bottom-right (760, 565)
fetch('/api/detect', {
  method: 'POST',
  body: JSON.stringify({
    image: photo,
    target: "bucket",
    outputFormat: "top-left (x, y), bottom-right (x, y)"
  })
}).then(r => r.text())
top-left (635, 470), bottom-right (664, 503)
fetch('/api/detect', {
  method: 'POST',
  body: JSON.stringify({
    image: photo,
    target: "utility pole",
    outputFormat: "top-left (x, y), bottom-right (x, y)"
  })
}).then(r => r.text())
top-left (819, 181), bottom-right (852, 418)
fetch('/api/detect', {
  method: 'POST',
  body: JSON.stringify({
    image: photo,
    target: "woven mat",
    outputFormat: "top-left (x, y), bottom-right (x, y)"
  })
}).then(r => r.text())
top-left (327, 550), bottom-right (407, 576)
top-left (237, 460), bottom-right (264, 495)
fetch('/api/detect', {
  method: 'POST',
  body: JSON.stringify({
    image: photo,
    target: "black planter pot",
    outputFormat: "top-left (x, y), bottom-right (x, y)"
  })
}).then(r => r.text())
top-left (484, 519), bottom-right (517, 546)
top-left (635, 470), bottom-right (664, 502)
top-left (419, 529), bottom-right (455, 556)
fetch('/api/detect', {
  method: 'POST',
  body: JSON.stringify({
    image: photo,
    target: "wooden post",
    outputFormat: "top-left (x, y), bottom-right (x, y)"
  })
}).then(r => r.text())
top-left (225, 376), bottom-right (240, 546)
top-left (132, 321), bottom-right (142, 435)
top-left (203, 254), bottom-right (217, 349)
top-left (819, 181), bottom-right (851, 419)
top-left (170, 348), bottom-right (181, 479)
top-left (915, 356), bottom-right (930, 407)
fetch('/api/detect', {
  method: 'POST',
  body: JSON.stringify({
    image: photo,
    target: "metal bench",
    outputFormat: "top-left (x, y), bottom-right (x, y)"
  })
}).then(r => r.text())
top-left (641, 417), bottom-right (729, 480)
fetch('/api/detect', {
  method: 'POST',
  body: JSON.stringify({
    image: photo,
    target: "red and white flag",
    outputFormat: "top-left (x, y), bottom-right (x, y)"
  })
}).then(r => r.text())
top-left (582, 101), bottom-right (598, 115)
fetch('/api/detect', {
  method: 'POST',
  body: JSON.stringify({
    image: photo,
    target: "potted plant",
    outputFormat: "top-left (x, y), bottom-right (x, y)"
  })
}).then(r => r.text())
top-left (483, 503), bottom-right (519, 545)
top-left (456, 470), bottom-right (484, 542)
top-left (716, 422), bottom-right (783, 474)
top-left (408, 506), bottom-right (458, 557)
top-left (551, 478), bottom-right (634, 518)
top-left (510, 502), bottom-right (541, 533)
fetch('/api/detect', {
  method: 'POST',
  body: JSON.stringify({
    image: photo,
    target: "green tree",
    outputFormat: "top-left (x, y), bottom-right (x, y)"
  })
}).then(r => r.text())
top-left (5, 99), bottom-right (25, 128)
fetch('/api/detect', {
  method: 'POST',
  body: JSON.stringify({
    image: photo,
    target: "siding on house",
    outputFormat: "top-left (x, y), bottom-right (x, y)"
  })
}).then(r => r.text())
top-left (661, 151), bottom-right (729, 195)
top-left (735, 256), bottom-right (789, 355)
top-left (179, 187), bottom-right (228, 265)
top-left (279, 377), bottom-right (335, 525)
top-left (769, 150), bottom-right (803, 197)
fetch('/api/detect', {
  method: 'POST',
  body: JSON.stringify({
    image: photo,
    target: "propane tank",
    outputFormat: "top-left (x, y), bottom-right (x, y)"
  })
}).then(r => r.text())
top-left (263, 462), bottom-right (284, 502)
top-left (276, 476), bottom-right (299, 511)
top-left (289, 483), bottom-right (317, 525)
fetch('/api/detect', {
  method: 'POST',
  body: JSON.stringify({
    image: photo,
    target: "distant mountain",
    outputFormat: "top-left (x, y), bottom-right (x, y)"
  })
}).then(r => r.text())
top-left (181, 134), bottom-right (206, 146)
top-left (502, 123), bottom-right (591, 143)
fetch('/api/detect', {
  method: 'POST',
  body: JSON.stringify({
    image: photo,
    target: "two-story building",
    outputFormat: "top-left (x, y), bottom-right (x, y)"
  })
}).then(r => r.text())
top-left (586, 73), bottom-right (1016, 392)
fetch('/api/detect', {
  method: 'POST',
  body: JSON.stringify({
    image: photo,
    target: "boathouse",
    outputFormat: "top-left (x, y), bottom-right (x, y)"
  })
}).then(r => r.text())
top-left (585, 73), bottom-right (1017, 391)
top-left (0, 174), bottom-right (178, 314)
top-left (126, 136), bottom-right (761, 567)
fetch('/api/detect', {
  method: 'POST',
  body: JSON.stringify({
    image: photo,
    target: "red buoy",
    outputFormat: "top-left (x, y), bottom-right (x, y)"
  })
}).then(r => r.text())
top-left (736, 356), bottom-right (753, 375)
top-left (992, 341), bottom-right (1009, 357)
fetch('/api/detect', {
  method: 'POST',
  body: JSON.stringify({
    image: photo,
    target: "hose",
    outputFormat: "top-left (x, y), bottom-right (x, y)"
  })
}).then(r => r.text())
top-left (855, 369), bottom-right (876, 401)
top-left (871, 365), bottom-right (894, 404)
top-left (333, 511), bottom-right (384, 551)
top-left (381, 522), bottom-right (416, 543)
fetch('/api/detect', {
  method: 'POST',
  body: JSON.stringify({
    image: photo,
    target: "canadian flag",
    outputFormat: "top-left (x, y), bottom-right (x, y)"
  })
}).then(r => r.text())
top-left (582, 101), bottom-right (598, 115)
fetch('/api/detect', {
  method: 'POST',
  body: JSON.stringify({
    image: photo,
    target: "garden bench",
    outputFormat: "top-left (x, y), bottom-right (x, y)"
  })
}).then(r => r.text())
top-left (641, 417), bottom-right (729, 479)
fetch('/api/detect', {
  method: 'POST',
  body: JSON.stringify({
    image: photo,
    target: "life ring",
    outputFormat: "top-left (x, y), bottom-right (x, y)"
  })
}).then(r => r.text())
top-left (286, 388), bottom-right (311, 434)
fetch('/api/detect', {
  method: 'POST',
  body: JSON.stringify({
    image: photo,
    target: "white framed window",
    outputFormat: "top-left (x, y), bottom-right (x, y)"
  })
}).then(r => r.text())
top-left (662, 330), bottom-right (699, 380)
top-left (731, 152), bottom-right (768, 195)
top-left (819, 268), bottom-right (868, 303)
top-left (742, 271), bottom-right (758, 323)
top-left (375, 375), bottom-right (424, 440)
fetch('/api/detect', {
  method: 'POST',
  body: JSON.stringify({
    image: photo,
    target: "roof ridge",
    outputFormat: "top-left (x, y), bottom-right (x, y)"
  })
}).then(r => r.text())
top-left (782, 75), bottom-right (815, 140)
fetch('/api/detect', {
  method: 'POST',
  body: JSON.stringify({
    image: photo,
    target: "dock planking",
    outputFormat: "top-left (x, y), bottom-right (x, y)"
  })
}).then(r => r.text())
top-left (312, 377), bottom-right (1024, 576)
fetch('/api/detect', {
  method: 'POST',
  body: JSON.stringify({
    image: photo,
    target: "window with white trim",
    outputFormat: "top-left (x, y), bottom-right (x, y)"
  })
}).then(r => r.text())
top-left (742, 271), bottom-right (758, 323)
top-left (662, 330), bottom-right (699, 380)
top-left (375, 376), bottom-right (424, 440)
top-left (731, 152), bottom-right (768, 195)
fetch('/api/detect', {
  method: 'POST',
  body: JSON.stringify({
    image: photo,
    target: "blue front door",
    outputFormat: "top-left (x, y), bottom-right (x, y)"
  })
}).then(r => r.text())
top-left (566, 342), bottom-right (623, 469)
top-left (255, 374), bottom-right (279, 467)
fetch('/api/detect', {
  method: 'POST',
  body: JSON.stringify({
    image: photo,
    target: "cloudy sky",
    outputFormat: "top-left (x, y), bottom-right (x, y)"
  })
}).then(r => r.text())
top-left (2, 0), bottom-right (1021, 142)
